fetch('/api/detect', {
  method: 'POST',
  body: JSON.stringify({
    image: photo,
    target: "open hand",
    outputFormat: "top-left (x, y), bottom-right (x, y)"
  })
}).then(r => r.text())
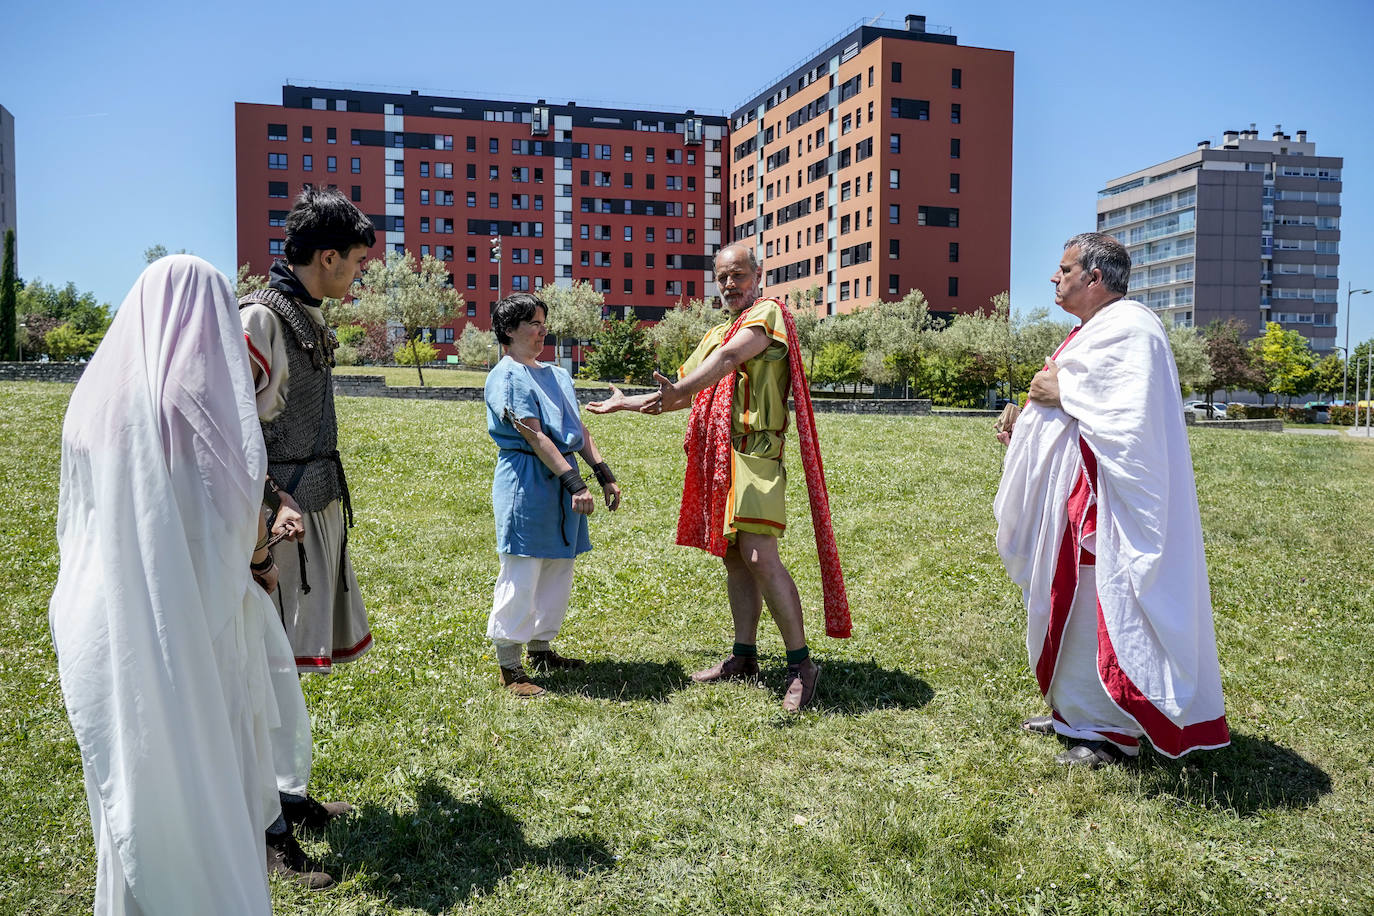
top-left (603, 481), bottom-right (622, 511)
top-left (586, 384), bottom-right (625, 414)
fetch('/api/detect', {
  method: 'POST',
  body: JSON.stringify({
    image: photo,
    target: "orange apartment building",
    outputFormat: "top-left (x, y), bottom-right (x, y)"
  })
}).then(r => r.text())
top-left (728, 15), bottom-right (1013, 318)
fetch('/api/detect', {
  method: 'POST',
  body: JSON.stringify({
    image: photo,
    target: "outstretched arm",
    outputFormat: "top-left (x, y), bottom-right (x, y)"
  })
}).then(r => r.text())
top-left (585, 384), bottom-right (662, 415)
top-left (654, 325), bottom-right (770, 413)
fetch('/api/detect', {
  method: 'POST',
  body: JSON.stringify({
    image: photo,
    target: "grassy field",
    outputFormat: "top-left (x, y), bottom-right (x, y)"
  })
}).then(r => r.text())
top-left (2, 380), bottom-right (1371, 915)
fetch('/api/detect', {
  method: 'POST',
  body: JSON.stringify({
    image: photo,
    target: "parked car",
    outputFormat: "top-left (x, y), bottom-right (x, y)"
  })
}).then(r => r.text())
top-left (1304, 401), bottom-right (1332, 423)
top-left (1184, 400), bottom-right (1227, 420)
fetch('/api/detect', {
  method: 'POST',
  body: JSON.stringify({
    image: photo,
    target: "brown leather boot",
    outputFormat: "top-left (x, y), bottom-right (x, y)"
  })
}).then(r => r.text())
top-left (265, 829), bottom-right (334, 889)
top-left (527, 648), bottom-right (586, 671)
top-left (690, 654), bottom-right (760, 684)
top-left (499, 665), bottom-right (546, 698)
top-left (281, 795), bottom-right (353, 831)
top-left (780, 658), bottom-right (820, 712)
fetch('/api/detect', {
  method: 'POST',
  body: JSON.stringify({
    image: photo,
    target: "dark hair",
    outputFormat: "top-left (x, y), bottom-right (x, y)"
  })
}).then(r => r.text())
top-left (491, 293), bottom-right (545, 345)
top-left (284, 185), bottom-right (376, 265)
top-left (1064, 232), bottom-right (1131, 295)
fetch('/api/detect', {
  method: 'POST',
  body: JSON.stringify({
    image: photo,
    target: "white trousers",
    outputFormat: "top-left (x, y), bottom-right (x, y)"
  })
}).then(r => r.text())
top-left (1048, 566), bottom-right (1144, 755)
top-left (487, 554), bottom-right (576, 647)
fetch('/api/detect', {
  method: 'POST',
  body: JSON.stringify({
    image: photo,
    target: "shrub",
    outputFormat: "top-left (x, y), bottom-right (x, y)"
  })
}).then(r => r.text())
top-left (334, 344), bottom-right (359, 366)
top-left (394, 339), bottom-right (439, 366)
top-left (1227, 404), bottom-right (1278, 420)
top-left (1330, 406), bottom-right (1357, 426)
top-left (1277, 406), bottom-right (1307, 424)
top-left (336, 323), bottom-right (367, 348)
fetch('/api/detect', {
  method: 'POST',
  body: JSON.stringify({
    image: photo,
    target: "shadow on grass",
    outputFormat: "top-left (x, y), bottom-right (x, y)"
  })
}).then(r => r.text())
top-left (326, 780), bottom-right (613, 913)
top-left (1140, 732), bottom-right (1331, 815)
top-left (761, 658), bottom-right (935, 716)
top-left (536, 659), bottom-right (691, 702)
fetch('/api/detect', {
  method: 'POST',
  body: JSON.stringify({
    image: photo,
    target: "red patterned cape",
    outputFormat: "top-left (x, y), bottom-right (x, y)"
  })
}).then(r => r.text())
top-left (675, 298), bottom-right (852, 638)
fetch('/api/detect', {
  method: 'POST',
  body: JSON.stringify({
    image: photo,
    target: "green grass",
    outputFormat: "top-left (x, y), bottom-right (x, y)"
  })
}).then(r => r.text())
top-left (2, 381), bottom-right (1372, 914)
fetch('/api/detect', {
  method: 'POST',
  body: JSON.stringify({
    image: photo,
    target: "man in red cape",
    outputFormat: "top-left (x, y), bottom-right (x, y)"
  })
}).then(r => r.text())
top-left (588, 243), bottom-right (849, 712)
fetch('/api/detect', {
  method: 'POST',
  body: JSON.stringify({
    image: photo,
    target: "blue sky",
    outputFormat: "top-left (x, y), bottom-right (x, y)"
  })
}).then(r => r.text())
top-left (4, 0), bottom-right (1373, 348)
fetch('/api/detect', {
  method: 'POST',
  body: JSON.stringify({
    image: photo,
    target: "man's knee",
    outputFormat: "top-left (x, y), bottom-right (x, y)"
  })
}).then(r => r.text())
top-left (735, 533), bottom-right (787, 577)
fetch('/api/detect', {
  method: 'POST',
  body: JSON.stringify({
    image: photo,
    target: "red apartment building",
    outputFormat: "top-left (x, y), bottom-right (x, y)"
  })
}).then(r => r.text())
top-left (729, 15), bottom-right (1012, 318)
top-left (235, 15), bottom-right (1012, 355)
top-left (236, 88), bottom-right (727, 359)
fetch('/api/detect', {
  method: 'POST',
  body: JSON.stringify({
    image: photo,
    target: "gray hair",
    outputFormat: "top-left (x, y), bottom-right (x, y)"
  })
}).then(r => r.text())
top-left (713, 243), bottom-right (759, 274)
top-left (1064, 232), bottom-right (1131, 295)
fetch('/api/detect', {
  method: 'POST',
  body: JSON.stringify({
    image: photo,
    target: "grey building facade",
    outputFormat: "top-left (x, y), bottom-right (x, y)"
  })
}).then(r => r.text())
top-left (1096, 125), bottom-right (1342, 350)
top-left (0, 104), bottom-right (15, 252)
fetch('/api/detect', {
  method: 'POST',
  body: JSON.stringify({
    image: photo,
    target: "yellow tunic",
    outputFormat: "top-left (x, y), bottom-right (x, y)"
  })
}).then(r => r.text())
top-left (679, 299), bottom-right (791, 538)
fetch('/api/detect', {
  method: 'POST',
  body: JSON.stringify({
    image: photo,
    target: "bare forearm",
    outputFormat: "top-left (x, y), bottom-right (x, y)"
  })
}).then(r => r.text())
top-left (515, 422), bottom-right (576, 476)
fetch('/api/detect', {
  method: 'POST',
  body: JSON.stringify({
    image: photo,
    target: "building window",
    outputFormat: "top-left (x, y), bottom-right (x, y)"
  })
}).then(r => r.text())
top-left (948, 277), bottom-right (959, 297)
top-left (420, 218), bottom-right (430, 233)
top-left (951, 103), bottom-right (961, 124)
top-left (302, 126), bottom-right (312, 143)
top-left (949, 173), bottom-right (960, 193)
top-left (624, 279), bottom-right (634, 294)
top-left (646, 279), bottom-right (655, 295)
top-left (889, 204), bottom-right (900, 224)
top-left (466, 136), bottom-right (477, 152)
top-left (420, 161), bottom-right (430, 178)
top-left (950, 138), bottom-right (961, 159)
top-left (392, 188), bottom-right (404, 203)
top-left (891, 62), bottom-right (902, 83)
top-left (951, 68), bottom-right (962, 89)
top-left (949, 242), bottom-right (959, 263)
top-left (268, 181), bottom-right (288, 198)
top-left (889, 239), bottom-right (899, 259)
top-left (268, 123), bottom-right (287, 141)
top-left (302, 155), bottom-right (313, 172)
top-left (420, 189), bottom-right (430, 205)
top-left (327, 127), bottom-right (336, 144)
top-left (840, 281), bottom-right (851, 301)
top-left (327, 156), bottom-right (337, 172)
top-left (489, 138), bottom-right (499, 154)
top-left (350, 185), bottom-right (361, 202)
top-left (888, 274), bottom-right (900, 295)
top-left (351, 157), bottom-right (360, 173)
top-left (889, 134), bottom-right (900, 154)
top-left (268, 239), bottom-right (285, 255)
top-left (889, 169), bottom-right (900, 189)
top-left (268, 152), bottom-right (287, 169)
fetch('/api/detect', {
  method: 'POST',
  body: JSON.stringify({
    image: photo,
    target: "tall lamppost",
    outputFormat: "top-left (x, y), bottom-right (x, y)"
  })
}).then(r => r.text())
top-left (1341, 282), bottom-right (1370, 404)
top-left (16, 322), bottom-right (25, 363)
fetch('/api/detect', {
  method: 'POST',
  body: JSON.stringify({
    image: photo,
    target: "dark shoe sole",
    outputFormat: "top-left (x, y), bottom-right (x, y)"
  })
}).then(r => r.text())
top-left (1020, 715), bottom-right (1056, 736)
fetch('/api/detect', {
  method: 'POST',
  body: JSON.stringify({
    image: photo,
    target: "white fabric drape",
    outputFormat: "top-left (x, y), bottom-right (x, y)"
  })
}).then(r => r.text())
top-left (50, 255), bottom-right (283, 913)
top-left (994, 299), bottom-right (1228, 757)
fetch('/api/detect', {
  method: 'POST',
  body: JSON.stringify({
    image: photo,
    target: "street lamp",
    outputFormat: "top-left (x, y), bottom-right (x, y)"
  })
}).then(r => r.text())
top-left (1341, 282), bottom-right (1370, 404)
top-left (17, 322), bottom-right (24, 363)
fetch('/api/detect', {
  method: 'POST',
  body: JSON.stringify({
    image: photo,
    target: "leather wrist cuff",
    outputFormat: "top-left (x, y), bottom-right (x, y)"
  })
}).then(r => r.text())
top-left (559, 469), bottom-right (588, 495)
top-left (592, 461), bottom-right (616, 486)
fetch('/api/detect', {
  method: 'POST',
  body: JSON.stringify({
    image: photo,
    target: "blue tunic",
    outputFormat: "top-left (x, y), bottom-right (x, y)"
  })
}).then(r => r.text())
top-left (485, 356), bottom-right (591, 558)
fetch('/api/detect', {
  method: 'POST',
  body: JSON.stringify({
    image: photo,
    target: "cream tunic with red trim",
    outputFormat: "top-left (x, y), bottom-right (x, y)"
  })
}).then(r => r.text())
top-left (679, 299), bottom-right (790, 536)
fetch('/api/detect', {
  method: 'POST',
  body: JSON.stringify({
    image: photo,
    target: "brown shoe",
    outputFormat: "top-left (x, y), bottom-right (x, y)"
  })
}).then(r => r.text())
top-left (266, 830), bottom-right (334, 889)
top-left (499, 665), bottom-right (546, 698)
top-left (527, 648), bottom-right (586, 671)
top-left (281, 795), bottom-right (353, 831)
top-left (780, 658), bottom-right (820, 712)
top-left (690, 654), bottom-right (760, 684)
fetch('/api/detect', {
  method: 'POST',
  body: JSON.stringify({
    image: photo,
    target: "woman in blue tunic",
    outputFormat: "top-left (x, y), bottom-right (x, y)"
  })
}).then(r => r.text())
top-left (484, 293), bottom-right (622, 697)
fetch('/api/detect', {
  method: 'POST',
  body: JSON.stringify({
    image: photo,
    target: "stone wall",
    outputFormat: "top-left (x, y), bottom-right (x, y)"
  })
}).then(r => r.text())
top-left (0, 362), bottom-right (86, 382)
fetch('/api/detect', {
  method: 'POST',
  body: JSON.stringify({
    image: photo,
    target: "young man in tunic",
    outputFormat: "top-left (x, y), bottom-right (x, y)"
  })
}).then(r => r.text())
top-left (240, 185), bottom-right (374, 879)
top-left (588, 243), bottom-right (849, 712)
top-left (994, 232), bottom-right (1229, 767)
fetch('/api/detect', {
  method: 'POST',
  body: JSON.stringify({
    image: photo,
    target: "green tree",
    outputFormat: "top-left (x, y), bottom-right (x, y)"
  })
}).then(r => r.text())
top-left (17, 279), bottom-right (113, 358)
top-left (344, 250), bottom-right (463, 386)
top-left (1, 229), bottom-right (16, 360)
top-left (235, 264), bottom-right (268, 298)
top-left (1253, 322), bottom-right (1314, 405)
top-left (143, 244), bottom-right (188, 264)
top-left (44, 323), bottom-right (97, 362)
top-left (1309, 353), bottom-right (1345, 400)
top-left (335, 324), bottom-right (367, 348)
top-left (845, 289), bottom-right (942, 396)
top-left (582, 310), bottom-right (654, 383)
top-left (649, 297), bottom-right (721, 373)
top-left (810, 341), bottom-right (864, 394)
top-left (457, 322), bottom-right (498, 368)
top-left (939, 293), bottom-right (1069, 404)
top-left (1167, 325), bottom-right (1214, 397)
top-left (541, 281), bottom-right (604, 369)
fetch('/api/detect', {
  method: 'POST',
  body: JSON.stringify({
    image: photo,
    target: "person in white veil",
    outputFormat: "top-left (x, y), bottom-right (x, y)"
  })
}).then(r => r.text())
top-left (49, 255), bottom-right (316, 912)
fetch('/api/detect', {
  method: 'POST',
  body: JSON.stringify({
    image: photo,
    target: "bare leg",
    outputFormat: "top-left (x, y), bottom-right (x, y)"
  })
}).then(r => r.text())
top-left (734, 532), bottom-right (807, 651)
top-left (723, 542), bottom-right (763, 645)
